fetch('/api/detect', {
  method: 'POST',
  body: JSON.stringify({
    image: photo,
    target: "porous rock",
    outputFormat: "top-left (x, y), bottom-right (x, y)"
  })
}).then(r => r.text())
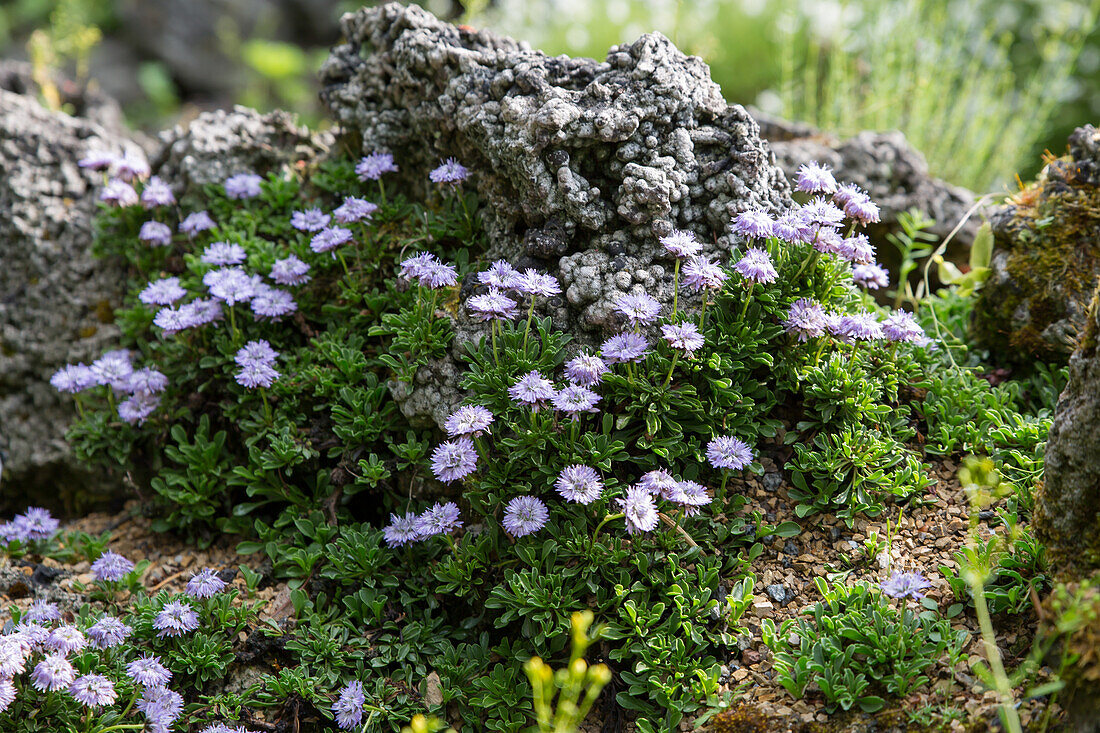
top-left (972, 126), bottom-right (1100, 363)
top-left (319, 2), bottom-right (793, 427)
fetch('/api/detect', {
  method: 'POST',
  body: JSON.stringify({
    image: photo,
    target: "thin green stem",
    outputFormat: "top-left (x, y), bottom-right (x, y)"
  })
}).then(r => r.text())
top-left (718, 472), bottom-right (729, 501)
top-left (337, 249), bottom-right (350, 276)
top-left (698, 297), bottom-right (710, 331)
top-left (378, 178), bottom-right (386, 206)
top-left (491, 320), bottom-right (500, 367)
top-left (739, 283), bottom-right (755, 320)
top-left (661, 352), bottom-right (680, 388)
top-left (672, 259), bottom-right (681, 318)
top-left (971, 574), bottom-right (1022, 733)
top-left (523, 296), bottom-right (537, 350)
top-left (228, 304), bottom-right (239, 343)
top-left (261, 387), bottom-right (272, 424)
top-left (591, 513), bottom-right (624, 548)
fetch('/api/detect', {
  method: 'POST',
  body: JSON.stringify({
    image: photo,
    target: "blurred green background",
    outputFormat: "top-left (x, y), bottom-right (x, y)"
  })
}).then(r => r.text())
top-left (4, 0), bottom-right (1096, 192)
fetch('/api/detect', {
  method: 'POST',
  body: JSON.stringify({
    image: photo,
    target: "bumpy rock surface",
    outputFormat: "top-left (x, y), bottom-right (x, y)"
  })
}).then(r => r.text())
top-left (972, 126), bottom-right (1100, 363)
top-left (0, 64), bottom-right (137, 510)
top-left (755, 111), bottom-right (985, 260)
top-left (319, 2), bottom-right (793, 426)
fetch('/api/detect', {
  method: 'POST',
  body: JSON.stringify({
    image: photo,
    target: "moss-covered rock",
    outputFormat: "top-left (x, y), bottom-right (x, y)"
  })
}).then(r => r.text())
top-left (972, 125), bottom-right (1100, 363)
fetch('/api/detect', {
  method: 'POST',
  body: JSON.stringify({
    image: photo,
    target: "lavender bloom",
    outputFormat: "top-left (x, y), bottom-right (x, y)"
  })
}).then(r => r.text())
top-left (555, 465), bottom-right (603, 505)
top-left (681, 257), bottom-right (728, 292)
top-left (772, 212), bottom-right (813, 243)
top-left (202, 724), bottom-right (261, 733)
top-left (86, 616), bottom-right (132, 649)
top-left (46, 625), bottom-right (86, 655)
top-left (92, 550), bottom-right (135, 582)
top-left (810, 227), bottom-right (845, 256)
top-left (113, 151), bottom-right (150, 181)
top-left (139, 220), bottom-right (174, 247)
top-left (0, 637), bottom-right (28, 676)
top-left (467, 289), bottom-right (518, 322)
top-left (600, 333), bottom-right (650, 364)
top-left (126, 368), bottom-right (168, 395)
top-left (205, 267), bottom-right (256, 305)
top-left (660, 322), bottom-right (705, 355)
top-left (660, 230), bottom-right (702, 259)
top-left (430, 437), bottom-right (478, 483)
top-left (31, 653), bottom-right (76, 692)
top-left (617, 487), bottom-right (659, 535)
top-left (800, 197), bottom-right (846, 227)
top-left (127, 654), bottom-right (172, 687)
top-left (17, 508), bottom-right (59, 540)
top-left (733, 248), bottom-right (778, 284)
top-left (564, 353), bottom-right (608, 387)
top-left (179, 210), bottom-right (216, 236)
top-left (333, 680), bottom-right (366, 730)
top-left (356, 152), bottom-right (399, 181)
top-left (882, 310), bottom-right (926, 343)
top-left (795, 162), bottom-right (838, 194)
top-left (382, 512), bottom-right (423, 547)
top-left (783, 298), bottom-right (827, 341)
top-left (154, 305), bottom-right (197, 335)
top-left (224, 173), bottom-right (263, 199)
top-left (250, 285), bottom-right (297, 319)
top-left (153, 600), bottom-right (199, 638)
top-left (502, 496), bottom-right (549, 538)
top-left (671, 480), bottom-right (712, 517)
top-left (187, 297), bottom-right (224, 327)
top-left (236, 340), bottom-right (277, 367)
top-left (11, 622), bottom-right (49, 649)
top-left (186, 568), bottom-right (227, 599)
top-left (478, 260), bottom-right (523, 290)
top-left (836, 234), bottom-right (875, 264)
top-left (832, 183), bottom-right (865, 207)
top-left (430, 158), bottom-right (469, 184)
top-left (0, 678), bottom-right (13, 713)
top-left (138, 686), bottom-right (184, 730)
top-left (202, 241), bottom-right (247, 266)
top-left (141, 176), bottom-right (175, 208)
top-left (334, 196), bottom-right (378, 223)
top-left (270, 255), bottom-right (312, 286)
top-left (732, 210), bottom-right (774, 240)
top-left (508, 371), bottom-right (556, 407)
top-left (420, 260), bottom-right (459, 288)
top-left (444, 405), bottom-right (494, 437)
top-left (100, 179), bottom-right (139, 207)
top-left (140, 277), bottom-right (187, 306)
top-left (552, 384), bottom-right (601, 415)
top-left (310, 226), bottom-right (353, 254)
top-left (835, 313), bottom-right (884, 342)
top-left (881, 571), bottom-right (933, 600)
top-left (78, 149), bottom-right (116, 171)
top-left (50, 364), bottom-right (96, 393)
top-left (852, 263), bottom-right (890, 290)
top-left (707, 436), bottom-right (754, 470)
top-left (399, 252), bottom-right (437, 281)
top-left (119, 393), bottom-right (161, 424)
top-left (416, 502), bottom-right (463, 537)
top-left (844, 193), bottom-right (881, 224)
top-left (90, 350), bottom-right (133, 391)
top-left (70, 674), bottom-right (117, 708)
top-left (613, 292), bottom-right (662, 326)
top-left (24, 599), bottom-right (61, 624)
top-left (638, 470), bottom-right (680, 501)
top-left (235, 362), bottom-right (279, 389)
top-left (516, 270), bottom-right (561, 298)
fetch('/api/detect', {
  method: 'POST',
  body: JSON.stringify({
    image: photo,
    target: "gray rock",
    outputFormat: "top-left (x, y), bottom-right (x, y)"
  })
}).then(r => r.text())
top-left (762, 471), bottom-right (782, 491)
top-left (319, 2), bottom-right (793, 426)
top-left (765, 583), bottom-right (787, 604)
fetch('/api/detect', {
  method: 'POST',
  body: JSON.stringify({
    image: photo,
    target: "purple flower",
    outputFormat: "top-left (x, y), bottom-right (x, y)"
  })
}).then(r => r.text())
top-left (416, 502), bottom-right (464, 537)
top-left (502, 496), bottom-right (549, 538)
top-left (24, 599), bottom-right (62, 624)
top-left (660, 322), bottom-right (705, 354)
top-left (17, 508), bottom-right (59, 540)
top-left (399, 253), bottom-right (437, 281)
top-left (660, 229), bottom-right (702, 259)
top-left (127, 654), bottom-right (172, 687)
top-left (186, 568), bottom-right (227, 599)
top-left (186, 298), bottom-right (224, 326)
top-left (0, 637), bottom-right (28, 676)
top-left (141, 176), bottom-right (175, 208)
top-left (46, 625), bottom-right (86, 655)
top-left (478, 260), bottom-right (523, 290)
top-left (881, 571), bottom-right (932, 600)
top-left (78, 149), bottom-right (116, 171)
top-left (180, 210), bottom-right (216, 236)
top-left (733, 248), bottom-right (778, 284)
top-left (601, 333), bottom-right (650, 364)
top-left (50, 364), bottom-right (96, 393)
top-left (732, 209), bottom-right (774, 240)
top-left (271, 255), bottom-right (312, 286)
top-left (508, 371), bottom-right (556, 407)
top-left (444, 405), bottom-right (494, 437)
top-left (140, 277), bottom-right (187, 306)
top-left (154, 305), bottom-right (198, 335)
top-left (783, 298), bottom-right (827, 342)
top-left (882, 310), bottom-right (926, 343)
top-left (430, 158), bottom-right (469, 184)
top-left (672, 480), bottom-right (712, 516)
top-left (119, 393), bottom-right (160, 424)
top-left (113, 151), bottom-right (150, 181)
top-left (139, 220), bottom-right (174, 247)
top-left (250, 285), bottom-right (297, 320)
top-left (153, 600), bottom-right (199, 638)
top-left (0, 678), bottom-right (13, 713)
top-left (31, 653), bottom-right (76, 692)
top-left (832, 183), bottom-right (865, 207)
top-left (236, 340), bottom-right (278, 367)
top-left (467, 289), bottom-right (518, 322)
top-left (90, 349), bottom-right (133, 391)
top-left (137, 685), bottom-right (184, 730)
top-left (382, 512), bottom-right (423, 547)
top-left (810, 227), bottom-right (844, 256)
top-left (836, 234), bottom-right (875, 264)
top-left (430, 437), bottom-right (478, 483)
top-left (92, 550), bottom-right (135, 582)
top-left (205, 267), bottom-right (257, 306)
top-left (552, 384), bottom-right (601, 415)
top-left (516, 270), bottom-right (561, 298)
top-left (795, 162), bottom-right (838, 194)
top-left (639, 470), bottom-right (680, 501)
top-left (101, 179), bottom-right (139, 207)
top-left (555, 465), bottom-right (603, 504)
top-left (333, 680), bottom-right (366, 729)
top-left (310, 226), bottom-right (353, 254)
top-left (681, 257), bottom-right (728, 292)
top-left (801, 197), bottom-right (846, 227)
top-left (126, 367), bottom-right (168, 395)
top-left (334, 196), bottom-right (378, 223)
top-left (832, 313), bottom-right (884, 342)
top-left (419, 260), bottom-right (459, 288)
top-left (224, 173), bottom-right (263, 199)
top-left (617, 487), bottom-right (659, 535)
top-left (707, 436), bottom-right (754, 470)
top-left (772, 212), bottom-right (813, 243)
top-left (235, 362), bottom-right (279, 389)
top-left (86, 616), bottom-right (133, 649)
top-left (844, 193), bottom-right (881, 224)
top-left (70, 674), bottom-right (117, 708)
top-left (852, 263), bottom-right (889, 290)
top-left (202, 241), bottom-right (247, 266)
top-left (613, 292), bottom-right (662, 326)
top-left (356, 152), bottom-right (399, 181)
top-left (564, 353), bottom-right (608, 387)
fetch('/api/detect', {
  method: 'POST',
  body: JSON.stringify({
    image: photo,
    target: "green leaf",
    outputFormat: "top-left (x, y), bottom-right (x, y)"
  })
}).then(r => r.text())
top-left (857, 695), bottom-right (885, 712)
top-left (773, 521), bottom-right (802, 538)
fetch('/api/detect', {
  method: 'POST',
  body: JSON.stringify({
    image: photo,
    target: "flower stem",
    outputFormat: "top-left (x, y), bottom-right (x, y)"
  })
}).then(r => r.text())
top-left (661, 352), bottom-right (680, 388)
top-left (260, 387), bottom-right (272, 424)
top-left (523, 296), bottom-right (537, 351)
top-left (591, 513), bottom-right (625, 548)
top-left (672, 259), bottom-right (681, 318)
top-left (739, 283), bottom-right (754, 320)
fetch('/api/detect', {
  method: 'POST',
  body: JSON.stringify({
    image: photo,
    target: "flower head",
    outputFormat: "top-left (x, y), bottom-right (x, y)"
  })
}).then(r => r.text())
top-left (502, 496), bottom-right (549, 538)
top-left (50, 364), bottom-right (96, 393)
top-left (881, 571), bottom-right (932, 600)
top-left (202, 241), bottom-right (247, 266)
top-left (356, 152), bottom-right (399, 181)
top-left (0, 637), bottom-right (28, 676)
top-left (660, 229), bottom-right (702, 259)
top-left (516, 270), bottom-right (561, 298)
top-left (310, 226), bottom-right (353, 254)
top-left (478, 260), bottom-right (523, 290)
top-left (153, 600), bottom-right (199, 638)
top-left (382, 512), bottom-right (423, 547)
top-left (671, 480), bottom-right (712, 516)
top-left (140, 277), bottom-right (188, 306)
top-left (224, 173), bottom-right (262, 199)
top-left (127, 654), bottom-right (172, 687)
top-left (118, 393), bottom-right (160, 425)
top-left (0, 678), bottom-right (13, 713)
top-left (24, 599), bottom-right (61, 624)
top-left (800, 197), bottom-right (845, 227)
top-left (31, 653), bottom-right (76, 692)
top-left (733, 248), bottom-right (778, 284)
top-left (444, 405), bottom-right (494, 437)
top-left (552, 384), bottom-right (601, 415)
top-left (555, 465), bottom-right (603, 504)
top-left (419, 260), bottom-right (459, 288)
top-left (86, 616), bottom-right (132, 649)
top-left (617, 487), bottom-right (659, 535)
top-left (430, 437), bottom-right (478, 483)
top-left (881, 310), bottom-right (926, 343)
top-left (179, 210), bottom-right (216, 236)
top-left (772, 212), bottom-right (813, 243)
top-left (205, 267), bottom-right (257, 306)
top-left (137, 685), bottom-right (184, 730)
top-left (613, 292), bottom-right (662, 326)
top-left (78, 149), bottom-right (116, 171)
top-left (92, 550), bottom-right (135, 582)
top-left (564, 353), bottom-right (608, 387)
top-left (508, 371), bottom-right (556, 407)
top-left (141, 176), bottom-right (175, 208)
top-left (333, 680), bottom-right (366, 730)
top-left (250, 284), bottom-right (297, 320)
top-left (416, 502), bottom-right (463, 537)
top-left (783, 298), bottom-right (827, 342)
top-left (236, 339), bottom-right (278, 367)
top-left (334, 196), bottom-right (378, 223)
top-left (844, 192), bottom-right (881, 224)
top-left (16, 508), bottom-right (59, 541)
top-left (660, 322), bottom-right (705, 354)
top-left (467, 289), bottom-right (518, 321)
top-left (90, 349), bottom-right (134, 391)
top-left (681, 257), bottom-right (728, 292)
top-left (101, 179), bottom-right (139, 207)
top-left (601, 333), bottom-right (650, 364)
top-left (795, 161), bottom-right (838, 194)
top-left (113, 151), bottom-right (150, 181)
top-left (707, 436), bottom-right (754, 470)
top-left (186, 568), bottom-right (227, 599)
top-left (126, 368), bottom-right (168, 395)
top-left (69, 674), bottom-right (117, 708)
top-left (46, 625), bottom-right (86, 655)
top-left (235, 361), bottom-right (279, 389)
top-left (852, 263), bottom-right (889, 290)
top-left (638, 470), bottom-right (680, 501)
top-left (430, 158), bottom-right (469, 184)
top-left (139, 220), bottom-right (173, 247)
top-left (271, 255), bottom-right (312, 286)
top-left (399, 252), bottom-right (437, 281)
top-left (832, 313), bottom-right (884, 342)
top-left (732, 209), bottom-right (774, 240)
top-left (836, 234), bottom-right (875, 264)
top-left (832, 183), bottom-right (865, 207)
